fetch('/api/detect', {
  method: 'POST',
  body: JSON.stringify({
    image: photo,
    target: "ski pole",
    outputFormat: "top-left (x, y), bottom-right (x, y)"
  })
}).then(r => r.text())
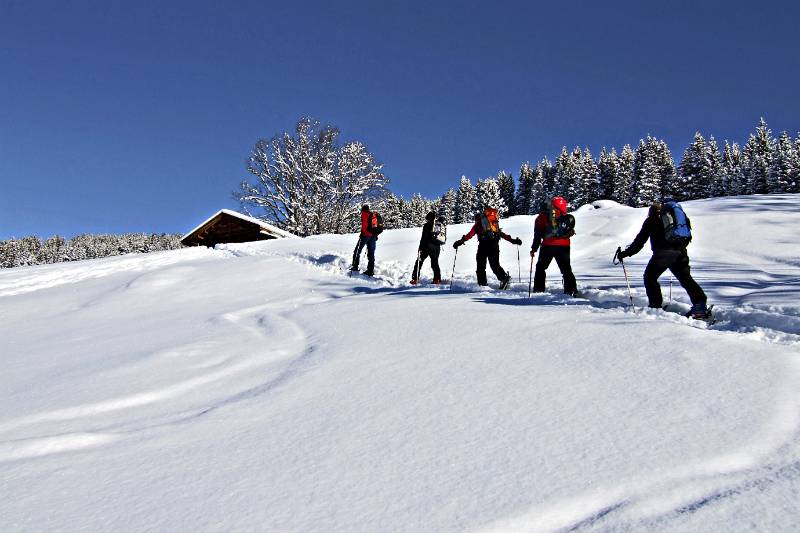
top-left (517, 245), bottom-right (521, 282)
top-left (449, 248), bottom-right (458, 290)
top-left (613, 247), bottom-right (636, 313)
top-left (528, 253), bottom-right (534, 297)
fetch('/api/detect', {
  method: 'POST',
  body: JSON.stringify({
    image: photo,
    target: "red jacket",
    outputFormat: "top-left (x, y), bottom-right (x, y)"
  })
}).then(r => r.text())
top-left (532, 212), bottom-right (571, 250)
top-left (360, 210), bottom-right (374, 238)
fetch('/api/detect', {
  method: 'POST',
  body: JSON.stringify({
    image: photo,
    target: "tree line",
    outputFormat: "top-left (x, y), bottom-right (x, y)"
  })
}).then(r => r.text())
top-left (375, 118), bottom-right (798, 229)
top-left (0, 233), bottom-right (183, 269)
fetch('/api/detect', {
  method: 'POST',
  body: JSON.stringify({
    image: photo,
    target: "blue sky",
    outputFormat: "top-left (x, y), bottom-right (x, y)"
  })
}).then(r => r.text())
top-left (1, 0), bottom-right (798, 239)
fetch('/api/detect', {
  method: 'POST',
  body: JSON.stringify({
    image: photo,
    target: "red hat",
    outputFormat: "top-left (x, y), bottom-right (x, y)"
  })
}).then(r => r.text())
top-left (552, 196), bottom-right (568, 214)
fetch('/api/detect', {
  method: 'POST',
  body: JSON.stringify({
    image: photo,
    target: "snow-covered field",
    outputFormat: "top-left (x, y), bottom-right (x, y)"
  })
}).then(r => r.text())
top-left (2, 195), bottom-right (799, 532)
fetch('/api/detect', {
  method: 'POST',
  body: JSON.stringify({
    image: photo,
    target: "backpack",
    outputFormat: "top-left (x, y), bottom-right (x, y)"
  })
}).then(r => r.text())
top-left (660, 200), bottom-right (691, 246)
top-left (544, 208), bottom-right (575, 239)
top-left (431, 220), bottom-right (447, 244)
top-left (480, 208), bottom-right (500, 238)
top-left (367, 211), bottom-right (384, 236)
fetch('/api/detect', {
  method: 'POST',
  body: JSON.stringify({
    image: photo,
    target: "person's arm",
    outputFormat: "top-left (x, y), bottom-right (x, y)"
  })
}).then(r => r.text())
top-left (453, 223), bottom-right (477, 247)
top-left (499, 232), bottom-right (521, 245)
top-left (531, 214), bottom-right (544, 253)
top-left (620, 219), bottom-right (650, 257)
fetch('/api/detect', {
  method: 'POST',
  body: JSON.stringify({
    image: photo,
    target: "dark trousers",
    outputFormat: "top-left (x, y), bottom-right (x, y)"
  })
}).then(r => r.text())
top-left (533, 245), bottom-right (577, 295)
top-left (476, 240), bottom-right (508, 286)
top-left (352, 235), bottom-right (377, 273)
top-left (412, 247), bottom-right (441, 281)
top-left (644, 249), bottom-right (706, 308)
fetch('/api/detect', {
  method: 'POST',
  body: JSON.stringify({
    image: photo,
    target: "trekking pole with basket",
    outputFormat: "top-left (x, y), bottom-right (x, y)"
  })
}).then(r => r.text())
top-left (613, 247), bottom-right (636, 313)
top-left (449, 248), bottom-right (458, 290)
top-left (528, 253), bottom-right (534, 297)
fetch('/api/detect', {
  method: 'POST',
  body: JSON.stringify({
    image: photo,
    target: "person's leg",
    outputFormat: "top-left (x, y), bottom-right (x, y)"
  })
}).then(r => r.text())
top-left (487, 243), bottom-right (508, 282)
top-left (476, 243), bottom-right (489, 285)
top-left (643, 251), bottom-right (674, 308)
top-left (430, 248), bottom-right (441, 281)
top-left (365, 237), bottom-right (377, 274)
top-left (553, 247), bottom-right (577, 295)
top-left (533, 246), bottom-right (555, 292)
top-left (351, 236), bottom-right (365, 269)
top-left (669, 252), bottom-right (707, 305)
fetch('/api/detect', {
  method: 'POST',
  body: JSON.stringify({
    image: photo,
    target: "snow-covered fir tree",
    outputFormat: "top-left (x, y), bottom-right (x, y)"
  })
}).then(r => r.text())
top-left (436, 189), bottom-right (457, 224)
top-left (515, 163), bottom-right (536, 215)
top-left (722, 141), bottom-right (745, 195)
top-left (556, 147), bottom-right (583, 204)
top-left (654, 139), bottom-right (678, 201)
top-left (405, 194), bottom-right (430, 227)
top-left (376, 193), bottom-right (405, 229)
top-left (497, 171), bottom-right (516, 216)
top-left (539, 157), bottom-right (555, 208)
top-left (742, 118), bottom-right (775, 195)
top-left (580, 148), bottom-right (601, 206)
top-left (598, 148), bottom-right (619, 200)
top-left (706, 136), bottom-right (724, 198)
top-left (613, 144), bottom-right (635, 206)
top-left (631, 137), bottom-right (662, 207)
top-left (769, 131), bottom-right (799, 193)
top-left (454, 176), bottom-right (477, 223)
top-left (474, 178), bottom-right (507, 215)
top-left (677, 133), bottom-right (712, 200)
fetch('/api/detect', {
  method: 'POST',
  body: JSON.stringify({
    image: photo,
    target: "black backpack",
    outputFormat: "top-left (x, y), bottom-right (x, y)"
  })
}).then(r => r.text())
top-left (367, 211), bottom-right (384, 236)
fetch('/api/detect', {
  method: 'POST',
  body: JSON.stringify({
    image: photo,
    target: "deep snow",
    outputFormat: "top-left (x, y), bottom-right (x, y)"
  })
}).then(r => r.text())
top-left (2, 195), bottom-right (799, 532)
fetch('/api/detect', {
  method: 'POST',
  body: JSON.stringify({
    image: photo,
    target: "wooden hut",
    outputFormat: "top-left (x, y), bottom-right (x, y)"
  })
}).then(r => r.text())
top-left (181, 209), bottom-right (295, 247)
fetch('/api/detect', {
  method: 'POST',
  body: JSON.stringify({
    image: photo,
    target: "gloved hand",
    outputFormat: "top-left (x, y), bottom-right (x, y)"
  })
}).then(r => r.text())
top-left (529, 249), bottom-right (536, 258)
top-left (616, 248), bottom-right (628, 260)
top-left (453, 239), bottom-right (463, 249)
top-left (512, 237), bottom-right (522, 245)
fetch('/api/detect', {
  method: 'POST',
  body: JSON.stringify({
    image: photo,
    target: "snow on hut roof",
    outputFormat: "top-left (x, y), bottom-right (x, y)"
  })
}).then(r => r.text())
top-left (182, 209), bottom-right (297, 241)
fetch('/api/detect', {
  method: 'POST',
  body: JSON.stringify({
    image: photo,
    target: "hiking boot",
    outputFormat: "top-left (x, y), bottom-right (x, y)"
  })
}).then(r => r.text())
top-left (363, 270), bottom-right (374, 277)
top-left (431, 279), bottom-right (441, 285)
top-left (409, 279), bottom-right (418, 285)
top-left (688, 302), bottom-right (708, 318)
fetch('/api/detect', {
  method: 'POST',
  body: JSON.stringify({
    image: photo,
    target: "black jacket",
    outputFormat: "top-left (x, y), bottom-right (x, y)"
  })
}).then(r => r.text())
top-left (624, 215), bottom-right (687, 256)
top-left (419, 219), bottom-right (442, 252)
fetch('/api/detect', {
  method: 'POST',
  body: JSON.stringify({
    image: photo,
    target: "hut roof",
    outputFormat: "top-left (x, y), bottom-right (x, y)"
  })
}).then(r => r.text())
top-left (181, 209), bottom-right (296, 246)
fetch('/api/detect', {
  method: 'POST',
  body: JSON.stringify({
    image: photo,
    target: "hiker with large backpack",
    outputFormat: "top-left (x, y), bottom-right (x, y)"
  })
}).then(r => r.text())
top-left (615, 199), bottom-right (709, 318)
top-left (453, 207), bottom-right (522, 288)
top-left (411, 211), bottom-right (446, 284)
top-left (350, 204), bottom-right (383, 276)
top-left (530, 196), bottom-right (578, 296)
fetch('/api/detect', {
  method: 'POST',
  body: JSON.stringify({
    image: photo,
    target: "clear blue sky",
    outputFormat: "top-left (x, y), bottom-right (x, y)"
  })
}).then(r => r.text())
top-left (1, 0), bottom-right (798, 239)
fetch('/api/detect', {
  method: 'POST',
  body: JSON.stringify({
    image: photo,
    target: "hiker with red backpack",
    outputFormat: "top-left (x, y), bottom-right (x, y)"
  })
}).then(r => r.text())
top-left (411, 211), bottom-right (447, 284)
top-left (530, 196), bottom-right (578, 296)
top-left (350, 204), bottom-right (383, 276)
top-left (615, 200), bottom-right (709, 319)
top-left (453, 207), bottom-right (522, 288)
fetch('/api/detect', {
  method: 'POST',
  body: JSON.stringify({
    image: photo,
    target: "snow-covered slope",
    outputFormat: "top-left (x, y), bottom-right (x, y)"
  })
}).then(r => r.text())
top-left (2, 195), bottom-right (799, 531)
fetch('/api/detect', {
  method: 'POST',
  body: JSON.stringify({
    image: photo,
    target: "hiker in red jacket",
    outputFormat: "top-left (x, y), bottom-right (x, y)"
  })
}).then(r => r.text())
top-left (530, 196), bottom-right (578, 296)
top-left (453, 208), bottom-right (522, 288)
top-left (350, 205), bottom-right (380, 276)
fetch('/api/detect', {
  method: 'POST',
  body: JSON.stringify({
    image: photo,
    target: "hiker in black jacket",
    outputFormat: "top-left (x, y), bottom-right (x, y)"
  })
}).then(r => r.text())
top-left (411, 211), bottom-right (445, 284)
top-left (616, 201), bottom-right (708, 317)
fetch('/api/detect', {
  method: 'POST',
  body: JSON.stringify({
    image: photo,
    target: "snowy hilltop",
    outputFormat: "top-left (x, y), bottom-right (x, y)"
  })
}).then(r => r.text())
top-left (2, 194), bottom-right (799, 531)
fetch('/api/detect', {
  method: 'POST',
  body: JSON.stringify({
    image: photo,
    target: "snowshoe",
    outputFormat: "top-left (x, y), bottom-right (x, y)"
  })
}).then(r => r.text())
top-left (499, 275), bottom-right (512, 290)
top-left (686, 304), bottom-right (715, 324)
